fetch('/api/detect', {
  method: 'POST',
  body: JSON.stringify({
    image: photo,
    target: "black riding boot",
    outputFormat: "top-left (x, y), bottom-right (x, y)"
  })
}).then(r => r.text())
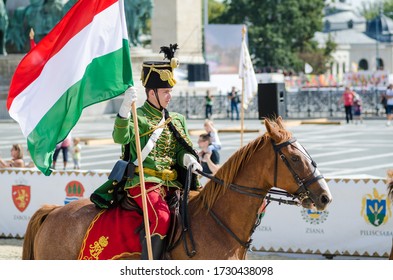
top-left (140, 234), bottom-right (165, 260)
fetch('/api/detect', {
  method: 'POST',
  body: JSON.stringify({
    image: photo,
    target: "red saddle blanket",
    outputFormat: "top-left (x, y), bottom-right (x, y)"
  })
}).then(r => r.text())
top-left (78, 207), bottom-right (143, 260)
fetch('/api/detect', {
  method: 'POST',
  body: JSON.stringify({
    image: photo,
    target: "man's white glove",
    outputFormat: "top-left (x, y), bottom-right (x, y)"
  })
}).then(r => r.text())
top-left (183, 154), bottom-right (202, 174)
top-left (118, 87), bottom-right (137, 118)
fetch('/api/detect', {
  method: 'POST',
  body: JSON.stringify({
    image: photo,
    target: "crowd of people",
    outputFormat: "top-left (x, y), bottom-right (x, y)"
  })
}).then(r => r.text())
top-left (204, 86), bottom-right (241, 121)
top-left (341, 86), bottom-right (363, 125)
top-left (0, 136), bottom-right (82, 170)
top-left (341, 84), bottom-right (393, 126)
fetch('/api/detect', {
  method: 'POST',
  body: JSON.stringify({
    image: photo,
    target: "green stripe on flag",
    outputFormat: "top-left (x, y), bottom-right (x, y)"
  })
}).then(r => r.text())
top-left (28, 40), bottom-right (132, 175)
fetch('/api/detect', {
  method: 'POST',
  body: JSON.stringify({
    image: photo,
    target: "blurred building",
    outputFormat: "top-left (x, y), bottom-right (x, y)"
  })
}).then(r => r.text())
top-left (315, 0), bottom-right (393, 85)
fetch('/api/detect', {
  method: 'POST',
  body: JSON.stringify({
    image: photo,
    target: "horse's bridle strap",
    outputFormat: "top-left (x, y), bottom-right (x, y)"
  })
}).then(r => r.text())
top-left (197, 170), bottom-right (266, 199)
top-left (208, 208), bottom-right (252, 248)
top-left (271, 137), bottom-right (323, 203)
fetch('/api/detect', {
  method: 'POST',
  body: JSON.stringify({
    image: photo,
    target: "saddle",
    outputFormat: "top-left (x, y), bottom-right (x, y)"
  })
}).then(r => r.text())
top-left (120, 186), bottom-right (197, 259)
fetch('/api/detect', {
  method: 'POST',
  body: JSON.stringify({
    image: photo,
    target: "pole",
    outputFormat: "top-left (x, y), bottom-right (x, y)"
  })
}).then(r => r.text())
top-left (240, 26), bottom-right (246, 147)
top-left (131, 102), bottom-right (153, 260)
top-left (376, 9), bottom-right (380, 71)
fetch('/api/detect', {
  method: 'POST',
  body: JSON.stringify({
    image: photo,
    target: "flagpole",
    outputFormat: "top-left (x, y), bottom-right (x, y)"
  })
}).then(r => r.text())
top-left (240, 25), bottom-right (246, 147)
top-left (131, 102), bottom-right (153, 260)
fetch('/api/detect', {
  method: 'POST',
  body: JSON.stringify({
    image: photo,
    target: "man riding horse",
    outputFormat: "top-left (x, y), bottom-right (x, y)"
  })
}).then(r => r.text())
top-left (91, 44), bottom-right (202, 260)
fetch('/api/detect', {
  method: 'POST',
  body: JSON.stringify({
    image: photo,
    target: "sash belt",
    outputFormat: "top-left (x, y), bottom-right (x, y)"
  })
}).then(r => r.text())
top-left (134, 167), bottom-right (177, 181)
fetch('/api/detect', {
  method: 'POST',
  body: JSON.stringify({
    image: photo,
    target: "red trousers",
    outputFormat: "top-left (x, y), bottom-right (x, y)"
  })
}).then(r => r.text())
top-left (127, 183), bottom-right (170, 237)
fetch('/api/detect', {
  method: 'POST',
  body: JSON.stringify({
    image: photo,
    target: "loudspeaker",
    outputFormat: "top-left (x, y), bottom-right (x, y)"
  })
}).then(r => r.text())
top-left (187, 63), bottom-right (210, 81)
top-left (258, 83), bottom-right (286, 119)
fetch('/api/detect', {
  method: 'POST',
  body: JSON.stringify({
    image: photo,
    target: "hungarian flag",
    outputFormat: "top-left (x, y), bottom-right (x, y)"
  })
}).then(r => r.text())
top-left (238, 35), bottom-right (257, 110)
top-left (7, 0), bottom-right (132, 176)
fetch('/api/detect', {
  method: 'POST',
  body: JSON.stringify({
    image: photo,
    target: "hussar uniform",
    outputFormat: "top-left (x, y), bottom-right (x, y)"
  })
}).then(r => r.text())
top-left (95, 44), bottom-right (201, 260)
top-left (113, 101), bottom-right (194, 237)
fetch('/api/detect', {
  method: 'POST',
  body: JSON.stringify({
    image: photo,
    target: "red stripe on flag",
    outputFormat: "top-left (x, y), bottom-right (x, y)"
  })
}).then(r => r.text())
top-left (7, 0), bottom-right (119, 110)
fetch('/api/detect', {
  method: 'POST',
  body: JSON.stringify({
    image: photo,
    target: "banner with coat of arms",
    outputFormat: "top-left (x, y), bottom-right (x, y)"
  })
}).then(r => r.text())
top-left (0, 169), bottom-right (392, 257)
top-left (252, 178), bottom-right (393, 257)
top-left (0, 169), bottom-right (108, 237)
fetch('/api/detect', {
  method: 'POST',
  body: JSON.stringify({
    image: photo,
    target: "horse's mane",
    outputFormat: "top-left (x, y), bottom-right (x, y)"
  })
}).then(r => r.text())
top-left (192, 118), bottom-right (292, 213)
top-left (387, 170), bottom-right (393, 201)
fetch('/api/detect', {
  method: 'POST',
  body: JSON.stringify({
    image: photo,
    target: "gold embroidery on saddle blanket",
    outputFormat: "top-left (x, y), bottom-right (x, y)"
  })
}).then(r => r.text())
top-left (84, 236), bottom-right (109, 260)
top-left (78, 208), bottom-right (143, 260)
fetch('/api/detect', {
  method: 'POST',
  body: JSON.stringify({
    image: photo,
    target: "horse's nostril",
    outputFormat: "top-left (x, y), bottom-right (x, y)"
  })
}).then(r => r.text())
top-left (321, 195), bottom-right (331, 205)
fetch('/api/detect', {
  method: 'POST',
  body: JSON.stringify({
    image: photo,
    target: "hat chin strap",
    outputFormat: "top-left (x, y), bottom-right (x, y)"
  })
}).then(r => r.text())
top-left (153, 89), bottom-right (164, 111)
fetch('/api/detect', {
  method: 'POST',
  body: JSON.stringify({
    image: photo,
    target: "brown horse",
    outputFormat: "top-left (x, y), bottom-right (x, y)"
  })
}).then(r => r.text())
top-left (22, 117), bottom-right (332, 260)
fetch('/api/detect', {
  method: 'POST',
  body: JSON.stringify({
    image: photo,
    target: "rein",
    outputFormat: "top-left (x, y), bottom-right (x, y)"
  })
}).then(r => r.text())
top-left (198, 170), bottom-right (298, 204)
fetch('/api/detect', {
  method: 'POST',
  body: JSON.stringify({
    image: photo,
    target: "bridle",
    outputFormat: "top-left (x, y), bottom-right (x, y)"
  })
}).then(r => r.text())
top-left (271, 137), bottom-right (324, 205)
top-left (179, 137), bottom-right (324, 257)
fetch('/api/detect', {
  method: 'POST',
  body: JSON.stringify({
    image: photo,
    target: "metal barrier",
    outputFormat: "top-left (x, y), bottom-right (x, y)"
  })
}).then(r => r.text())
top-left (0, 92), bottom-right (11, 120)
top-left (169, 88), bottom-right (387, 119)
top-left (0, 88), bottom-right (387, 121)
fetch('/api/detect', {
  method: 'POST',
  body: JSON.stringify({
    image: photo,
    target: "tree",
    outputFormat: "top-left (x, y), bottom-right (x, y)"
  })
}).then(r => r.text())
top-left (207, 0), bottom-right (226, 23)
top-left (359, 0), bottom-right (393, 21)
top-left (213, 0), bottom-right (333, 73)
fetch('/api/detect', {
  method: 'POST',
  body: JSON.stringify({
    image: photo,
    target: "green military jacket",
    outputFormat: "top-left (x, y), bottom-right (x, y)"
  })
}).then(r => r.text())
top-left (113, 101), bottom-right (195, 189)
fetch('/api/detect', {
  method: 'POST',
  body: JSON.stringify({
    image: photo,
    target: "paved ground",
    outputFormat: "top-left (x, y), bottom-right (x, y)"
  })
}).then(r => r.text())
top-left (1, 116), bottom-right (392, 179)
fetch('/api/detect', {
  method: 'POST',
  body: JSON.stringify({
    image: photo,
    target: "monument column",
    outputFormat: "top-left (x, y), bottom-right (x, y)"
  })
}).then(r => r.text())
top-left (151, 0), bottom-right (204, 63)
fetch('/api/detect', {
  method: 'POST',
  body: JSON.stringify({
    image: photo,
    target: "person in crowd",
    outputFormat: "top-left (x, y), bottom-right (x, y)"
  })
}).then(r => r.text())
top-left (228, 86), bottom-right (240, 120)
top-left (353, 93), bottom-right (363, 125)
top-left (91, 44), bottom-right (201, 260)
top-left (72, 137), bottom-right (81, 169)
top-left (205, 90), bottom-right (213, 119)
top-left (197, 133), bottom-right (220, 176)
top-left (341, 86), bottom-right (356, 124)
top-left (0, 144), bottom-right (25, 168)
top-left (203, 119), bottom-right (221, 151)
top-left (384, 84), bottom-right (393, 126)
top-left (52, 133), bottom-right (71, 170)
top-left (381, 85), bottom-right (389, 115)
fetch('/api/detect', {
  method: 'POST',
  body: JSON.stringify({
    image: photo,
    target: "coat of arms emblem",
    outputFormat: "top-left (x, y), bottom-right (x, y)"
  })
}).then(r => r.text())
top-left (361, 188), bottom-right (392, 226)
top-left (64, 180), bottom-right (85, 204)
top-left (12, 185), bottom-right (31, 212)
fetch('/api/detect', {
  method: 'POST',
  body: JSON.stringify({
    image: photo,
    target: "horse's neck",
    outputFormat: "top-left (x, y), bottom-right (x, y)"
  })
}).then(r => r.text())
top-left (190, 177), bottom-right (265, 255)
top-left (212, 185), bottom-right (262, 236)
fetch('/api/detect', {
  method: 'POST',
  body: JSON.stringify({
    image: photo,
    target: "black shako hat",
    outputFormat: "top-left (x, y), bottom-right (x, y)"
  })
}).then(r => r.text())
top-left (141, 43), bottom-right (179, 88)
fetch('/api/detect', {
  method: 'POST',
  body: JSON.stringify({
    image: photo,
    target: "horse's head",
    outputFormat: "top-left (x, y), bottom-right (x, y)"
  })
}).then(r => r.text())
top-left (264, 117), bottom-right (332, 210)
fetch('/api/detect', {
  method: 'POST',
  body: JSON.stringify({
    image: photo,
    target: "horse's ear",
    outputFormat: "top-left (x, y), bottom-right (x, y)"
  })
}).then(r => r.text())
top-left (265, 118), bottom-right (273, 134)
top-left (265, 118), bottom-right (280, 141)
top-left (276, 116), bottom-right (284, 128)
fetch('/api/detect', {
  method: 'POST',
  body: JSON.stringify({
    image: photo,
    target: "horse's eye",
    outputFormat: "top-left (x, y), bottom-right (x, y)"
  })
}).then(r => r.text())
top-left (291, 156), bottom-right (300, 162)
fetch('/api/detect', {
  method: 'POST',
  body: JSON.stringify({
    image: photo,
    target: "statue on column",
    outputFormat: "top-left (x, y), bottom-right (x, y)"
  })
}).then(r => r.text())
top-left (6, 6), bottom-right (28, 53)
top-left (36, 0), bottom-right (63, 41)
top-left (0, 0), bottom-right (8, 55)
top-left (62, 0), bottom-right (78, 16)
top-left (22, 0), bottom-right (63, 43)
top-left (125, 0), bottom-right (153, 46)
